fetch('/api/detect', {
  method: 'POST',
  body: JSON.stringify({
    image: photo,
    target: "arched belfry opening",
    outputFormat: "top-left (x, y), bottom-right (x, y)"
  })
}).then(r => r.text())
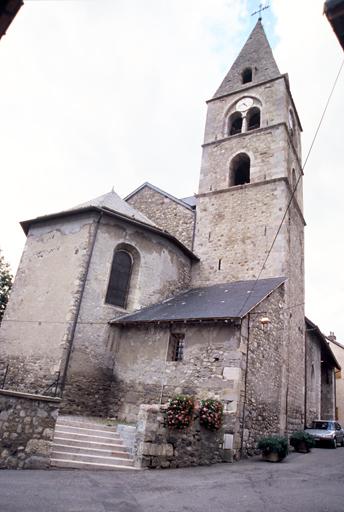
top-left (228, 112), bottom-right (243, 136)
top-left (229, 153), bottom-right (251, 186)
top-left (247, 107), bottom-right (261, 130)
top-left (242, 67), bottom-right (252, 84)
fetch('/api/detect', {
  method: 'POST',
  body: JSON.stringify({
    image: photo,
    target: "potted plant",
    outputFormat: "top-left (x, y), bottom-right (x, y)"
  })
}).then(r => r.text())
top-left (166, 395), bottom-right (194, 430)
top-left (257, 435), bottom-right (289, 462)
top-left (199, 399), bottom-right (223, 431)
top-left (289, 431), bottom-right (315, 453)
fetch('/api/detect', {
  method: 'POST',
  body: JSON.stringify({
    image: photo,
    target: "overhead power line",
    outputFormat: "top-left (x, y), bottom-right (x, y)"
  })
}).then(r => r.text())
top-left (237, 58), bottom-right (344, 318)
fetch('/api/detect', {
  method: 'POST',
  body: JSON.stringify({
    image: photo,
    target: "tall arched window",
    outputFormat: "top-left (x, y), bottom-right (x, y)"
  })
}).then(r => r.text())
top-left (247, 107), bottom-right (261, 131)
top-left (228, 112), bottom-right (243, 136)
top-left (105, 250), bottom-right (133, 308)
top-left (229, 153), bottom-right (250, 186)
top-left (242, 67), bottom-right (252, 84)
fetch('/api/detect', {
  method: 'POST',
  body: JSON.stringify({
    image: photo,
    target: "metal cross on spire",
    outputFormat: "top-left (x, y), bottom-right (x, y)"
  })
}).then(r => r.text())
top-left (251, 2), bottom-right (270, 21)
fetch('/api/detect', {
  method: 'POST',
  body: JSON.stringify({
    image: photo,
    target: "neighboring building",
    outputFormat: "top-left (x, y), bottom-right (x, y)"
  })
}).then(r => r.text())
top-left (324, 0), bottom-right (344, 50)
top-left (327, 332), bottom-right (344, 423)
top-left (0, 20), bottom-right (339, 457)
top-left (0, 0), bottom-right (23, 40)
top-left (305, 318), bottom-right (340, 424)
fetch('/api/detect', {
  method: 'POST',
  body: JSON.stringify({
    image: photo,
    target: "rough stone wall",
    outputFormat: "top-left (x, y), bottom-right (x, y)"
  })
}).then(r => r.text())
top-left (0, 213), bottom-right (97, 393)
top-left (328, 340), bottom-right (344, 423)
top-left (305, 331), bottom-right (322, 426)
top-left (127, 186), bottom-right (195, 251)
top-left (62, 216), bottom-right (192, 416)
top-left (134, 404), bottom-right (227, 469)
top-left (321, 364), bottom-right (335, 420)
top-left (239, 287), bottom-right (287, 454)
top-left (108, 322), bottom-right (242, 435)
top-left (192, 179), bottom-right (292, 286)
top-left (0, 389), bottom-right (60, 469)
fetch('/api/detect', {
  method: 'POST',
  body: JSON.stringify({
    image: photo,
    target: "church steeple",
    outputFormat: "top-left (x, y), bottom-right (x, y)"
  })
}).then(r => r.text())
top-left (213, 20), bottom-right (281, 99)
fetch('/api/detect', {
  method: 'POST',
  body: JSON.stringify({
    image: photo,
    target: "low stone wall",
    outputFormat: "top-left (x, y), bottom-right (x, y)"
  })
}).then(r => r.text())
top-left (134, 404), bottom-right (229, 469)
top-left (0, 389), bottom-right (60, 469)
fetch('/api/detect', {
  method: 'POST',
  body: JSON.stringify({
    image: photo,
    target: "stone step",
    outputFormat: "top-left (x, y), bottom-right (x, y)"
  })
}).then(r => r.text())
top-left (54, 424), bottom-right (121, 437)
top-left (52, 443), bottom-right (129, 458)
top-left (51, 450), bottom-right (134, 467)
top-left (57, 417), bottom-right (117, 432)
top-left (50, 458), bottom-right (137, 471)
top-left (52, 436), bottom-right (126, 451)
top-left (54, 429), bottom-right (122, 443)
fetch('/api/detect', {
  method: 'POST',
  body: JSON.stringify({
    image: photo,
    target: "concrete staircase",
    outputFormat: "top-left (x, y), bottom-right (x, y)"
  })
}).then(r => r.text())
top-left (51, 415), bottom-right (136, 470)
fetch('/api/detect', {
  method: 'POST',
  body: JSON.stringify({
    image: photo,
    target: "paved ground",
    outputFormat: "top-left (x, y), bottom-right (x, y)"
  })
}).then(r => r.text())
top-left (1, 447), bottom-right (344, 512)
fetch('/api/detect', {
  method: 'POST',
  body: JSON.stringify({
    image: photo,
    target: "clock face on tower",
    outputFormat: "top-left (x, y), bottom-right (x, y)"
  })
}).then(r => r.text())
top-left (236, 97), bottom-right (254, 112)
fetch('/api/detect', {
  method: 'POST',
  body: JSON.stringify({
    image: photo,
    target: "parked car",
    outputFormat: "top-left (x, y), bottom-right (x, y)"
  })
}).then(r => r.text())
top-left (305, 420), bottom-right (344, 448)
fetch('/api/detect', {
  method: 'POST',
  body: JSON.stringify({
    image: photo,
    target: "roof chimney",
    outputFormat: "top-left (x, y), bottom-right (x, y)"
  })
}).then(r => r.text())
top-left (328, 331), bottom-right (337, 341)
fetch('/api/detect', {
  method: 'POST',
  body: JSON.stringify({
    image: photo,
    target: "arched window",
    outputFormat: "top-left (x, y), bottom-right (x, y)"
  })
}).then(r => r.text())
top-left (242, 67), bottom-right (252, 84)
top-left (229, 153), bottom-right (250, 186)
top-left (247, 107), bottom-right (261, 131)
top-left (228, 112), bottom-right (243, 136)
top-left (105, 250), bottom-right (133, 308)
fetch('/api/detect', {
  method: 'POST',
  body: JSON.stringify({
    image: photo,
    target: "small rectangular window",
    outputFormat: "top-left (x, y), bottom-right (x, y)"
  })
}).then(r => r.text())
top-left (167, 333), bottom-right (185, 362)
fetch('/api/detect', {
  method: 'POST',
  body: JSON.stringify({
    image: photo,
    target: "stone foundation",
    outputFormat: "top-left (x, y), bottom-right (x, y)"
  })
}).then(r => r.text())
top-left (0, 389), bottom-right (60, 469)
top-left (134, 404), bottom-right (232, 469)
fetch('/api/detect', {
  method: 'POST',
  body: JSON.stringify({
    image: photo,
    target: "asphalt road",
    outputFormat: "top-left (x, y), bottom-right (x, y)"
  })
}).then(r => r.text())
top-left (1, 447), bottom-right (344, 512)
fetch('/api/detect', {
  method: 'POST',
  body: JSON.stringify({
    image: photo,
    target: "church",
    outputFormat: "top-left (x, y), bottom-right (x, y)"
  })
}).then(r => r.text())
top-left (0, 19), bottom-right (339, 460)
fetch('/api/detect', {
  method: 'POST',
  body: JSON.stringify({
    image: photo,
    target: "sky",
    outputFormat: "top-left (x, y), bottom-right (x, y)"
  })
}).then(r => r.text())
top-left (0, 0), bottom-right (343, 341)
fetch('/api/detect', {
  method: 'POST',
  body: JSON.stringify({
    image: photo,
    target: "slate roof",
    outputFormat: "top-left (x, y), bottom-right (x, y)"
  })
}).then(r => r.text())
top-left (0, 0), bottom-right (23, 40)
top-left (71, 190), bottom-right (156, 227)
top-left (213, 19), bottom-right (281, 99)
top-left (112, 277), bottom-right (286, 324)
top-left (306, 317), bottom-right (341, 370)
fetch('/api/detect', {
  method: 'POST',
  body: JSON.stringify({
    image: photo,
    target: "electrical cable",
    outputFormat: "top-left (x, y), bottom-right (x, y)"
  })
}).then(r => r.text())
top-left (237, 58), bottom-right (344, 318)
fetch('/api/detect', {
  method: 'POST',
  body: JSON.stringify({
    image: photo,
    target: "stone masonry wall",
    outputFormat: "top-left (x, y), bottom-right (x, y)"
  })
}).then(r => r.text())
top-left (127, 186), bottom-right (195, 251)
top-left (134, 404), bottom-right (227, 469)
top-left (0, 389), bottom-right (60, 469)
top-left (108, 322), bottom-right (242, 428)
top-left (62, 216), bottom-right (192, 417)
top-left (0, 213), bottom-right (97, 394)
top-left (305, 331), bottom-right (322, 426)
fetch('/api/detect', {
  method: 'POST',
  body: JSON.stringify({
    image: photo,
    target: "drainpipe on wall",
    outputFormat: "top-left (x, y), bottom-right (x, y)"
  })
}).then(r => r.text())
top-left (59, 212), bottom-right (103, 395)
top-left (240, 314), bottom-right (250, 456)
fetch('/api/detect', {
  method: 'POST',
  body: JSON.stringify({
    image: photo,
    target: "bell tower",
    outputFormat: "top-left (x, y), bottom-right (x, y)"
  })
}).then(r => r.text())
top-left (192, 20), bottom-right (306, 432)
top-left (192, 19), bottom-right (304, 289)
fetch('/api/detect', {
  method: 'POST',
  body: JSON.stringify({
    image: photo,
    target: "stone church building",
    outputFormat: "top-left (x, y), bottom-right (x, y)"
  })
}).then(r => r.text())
top-left (0, 20), bottom-right (339, 457)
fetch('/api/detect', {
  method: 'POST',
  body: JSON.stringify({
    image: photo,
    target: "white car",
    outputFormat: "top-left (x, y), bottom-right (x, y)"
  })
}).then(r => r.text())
top-left (306, 420), bottom-right (344, 448)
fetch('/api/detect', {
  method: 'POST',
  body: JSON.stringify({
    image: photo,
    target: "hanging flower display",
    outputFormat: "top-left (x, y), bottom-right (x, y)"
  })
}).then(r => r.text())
top-left (166, 395), bottom-right (194, 430)
top-left (199, 399), bottom-right (223, 431)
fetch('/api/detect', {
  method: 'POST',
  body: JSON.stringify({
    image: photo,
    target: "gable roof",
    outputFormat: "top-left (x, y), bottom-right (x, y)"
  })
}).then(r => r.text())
top-left (306, 317), bottom-right (341, 370)
top-left (71, 190), bottom-right (156, 226)
top-left (20, 191), bottom-right (198, 261)
top-left (213, 19), bottom-right (281, 99)
top-left (125, 182), bottom-right (195, 211)
top-left (111, 277), bottom-right (286, 325)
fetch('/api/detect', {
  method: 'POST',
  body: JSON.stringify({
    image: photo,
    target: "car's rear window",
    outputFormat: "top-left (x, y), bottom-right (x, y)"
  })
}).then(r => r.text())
top-left (312, 421), bottom-right (330, 429)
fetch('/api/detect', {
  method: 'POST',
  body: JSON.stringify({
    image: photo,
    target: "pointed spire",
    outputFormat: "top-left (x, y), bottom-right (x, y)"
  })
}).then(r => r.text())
top-left (213, 20), bottom-right (280, 99)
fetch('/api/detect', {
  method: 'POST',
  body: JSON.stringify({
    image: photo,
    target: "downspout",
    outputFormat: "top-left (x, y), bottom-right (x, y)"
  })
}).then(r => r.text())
top-left (59, 212), bottom-right (103, 395)
top-left (304, 328), bottom-right (307, 428)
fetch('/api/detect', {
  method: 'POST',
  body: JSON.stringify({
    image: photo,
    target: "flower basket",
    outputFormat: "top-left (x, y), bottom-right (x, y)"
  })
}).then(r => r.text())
top-left (289, 431), bottom-right (315, 453)
top-left (199, 399), bottom-right (223, 431)
top-left (257, 435), bottom-right (288, 462)
top-left (166, 395), bottom-right (194, 430)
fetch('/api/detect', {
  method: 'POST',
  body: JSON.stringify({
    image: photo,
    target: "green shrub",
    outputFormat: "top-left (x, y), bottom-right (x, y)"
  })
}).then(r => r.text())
top-left (166, 395), bottom-right (194, 430)
top-left (289, 431), bottom-right (315, 449)
top-left (257, 435), bottom-right (289, 458)
top-left (199, 399), bottom-right (223, 431)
